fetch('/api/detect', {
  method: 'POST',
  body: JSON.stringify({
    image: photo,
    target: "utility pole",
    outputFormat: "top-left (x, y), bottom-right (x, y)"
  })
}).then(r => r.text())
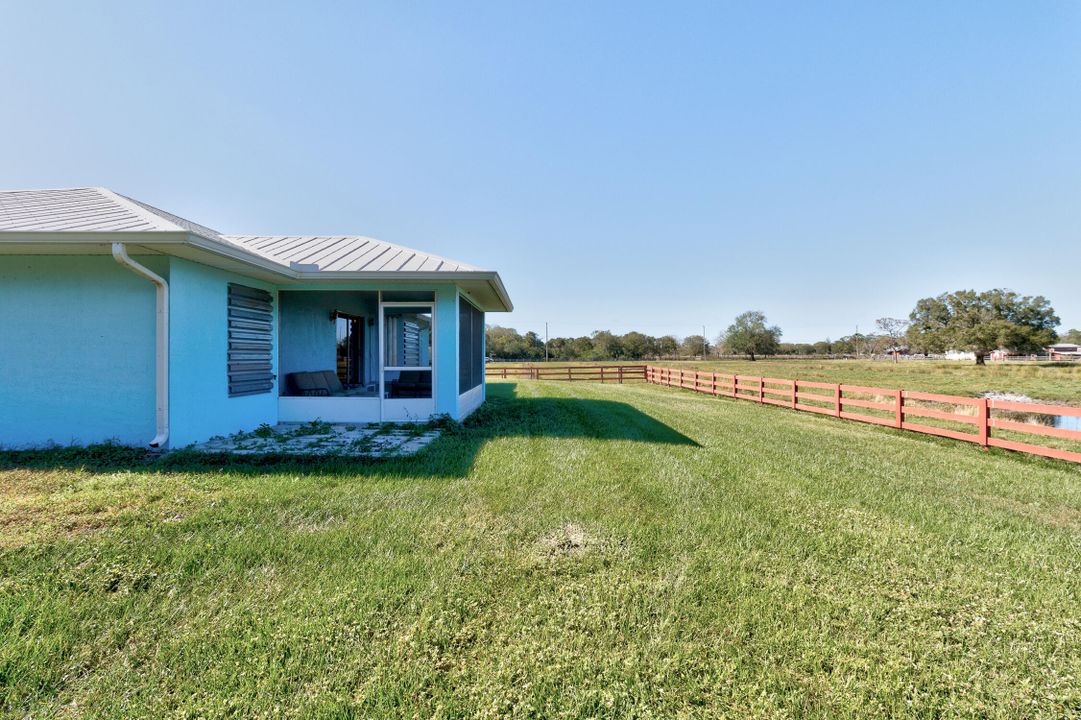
top-left (702, 325), bottom-right (707, 359)
top-left (544, 322), bottom-right (549, 363)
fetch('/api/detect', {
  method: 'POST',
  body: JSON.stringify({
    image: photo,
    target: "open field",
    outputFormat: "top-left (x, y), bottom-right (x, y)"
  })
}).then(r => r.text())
top-left (493, 359), bottom-right (1081, 403)
top-left (2, 381), bottom-right (1080, 718)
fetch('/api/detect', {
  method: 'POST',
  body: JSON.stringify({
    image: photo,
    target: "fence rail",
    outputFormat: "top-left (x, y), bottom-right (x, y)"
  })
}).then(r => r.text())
top-left (484, 362), bottom-right (1081, 464)
top-left (486, 364), bottom-right (647, 382)
top-left (644, 366), bottom-right (1081, 464)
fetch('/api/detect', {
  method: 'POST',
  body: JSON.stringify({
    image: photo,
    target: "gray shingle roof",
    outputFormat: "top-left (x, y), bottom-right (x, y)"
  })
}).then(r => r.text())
top-left (0, 187), bottom-right (486, 274)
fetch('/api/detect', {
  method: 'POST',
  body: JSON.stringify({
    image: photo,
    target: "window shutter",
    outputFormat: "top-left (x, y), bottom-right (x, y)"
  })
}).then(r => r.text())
top-left (228, 284), bottom-right (275, 397)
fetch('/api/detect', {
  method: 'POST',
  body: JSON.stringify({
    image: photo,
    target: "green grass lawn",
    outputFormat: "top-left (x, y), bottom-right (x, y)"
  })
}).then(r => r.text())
top-left (2, 381), bottom-right (1080, 718)
top-left (496, 359), bottom-right (1081, 403)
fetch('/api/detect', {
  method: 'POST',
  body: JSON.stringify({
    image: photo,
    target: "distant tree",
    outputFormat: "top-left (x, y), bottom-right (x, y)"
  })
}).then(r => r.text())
top-left (522, 331), bottom-right (545, 359)
top-left (854, 333), bottom-right (874, 357)
top-left (590, 330), bottom-right (622, 360)
top-left (1062, 328), bottom-right (1081, 344)
top-left (485, 326), bottom-right (525, 359)
top-left (567, 336), bottom-right (594, 359)
top-left (875, 317), bottom-right (910, 362)
top-left (484, 326), bottom-right (550, 360)
top-left (778, 342), bottom-right (815, 355)
top-left (907, 289), bottom-right (1059, 364)
top-left (721, 311), bottom-right (781, 361)
top-left (657, 335), bottom-right (679, 358)
top-left (831, 336), bottom-right (853, 355)
top-left (812, 340), bottom-right (832, 355)
top-left (620, 331), bottom-right (654, 360)
top-left (680, 334), bottom-right (709, 358)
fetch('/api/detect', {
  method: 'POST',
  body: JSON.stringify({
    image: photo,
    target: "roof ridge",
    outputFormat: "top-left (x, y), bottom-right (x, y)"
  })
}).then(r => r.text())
top-left (95, 188), bottom-right (185, 232)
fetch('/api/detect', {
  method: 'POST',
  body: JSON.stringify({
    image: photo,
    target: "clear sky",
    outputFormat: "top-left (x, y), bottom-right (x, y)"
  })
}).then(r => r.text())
top-left (3, 1), bottom-right (1079, 342)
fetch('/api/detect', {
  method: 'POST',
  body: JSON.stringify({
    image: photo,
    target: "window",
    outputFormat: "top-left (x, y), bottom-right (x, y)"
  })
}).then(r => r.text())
top-left (335, 313), bottom-right (363, 386)
top-left (227, 284), bottom-right (274, 397)
top-left (458, 297), bottom-right (484, 393)
top-left (383, 306), bottom-right (433, 399)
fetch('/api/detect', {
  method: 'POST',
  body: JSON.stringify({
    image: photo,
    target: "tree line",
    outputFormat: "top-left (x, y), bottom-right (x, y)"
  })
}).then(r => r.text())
top-left (487, 289), bottom-right (1076, 364)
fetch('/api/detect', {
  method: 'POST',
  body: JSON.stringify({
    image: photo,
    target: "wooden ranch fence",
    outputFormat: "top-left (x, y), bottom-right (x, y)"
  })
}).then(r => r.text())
top-left (484, 363), bottom-right (1081, 464)
top-left (644, 365), bottom-right (1081, 464)
top-left (486, 364), bottom-right (647, 383)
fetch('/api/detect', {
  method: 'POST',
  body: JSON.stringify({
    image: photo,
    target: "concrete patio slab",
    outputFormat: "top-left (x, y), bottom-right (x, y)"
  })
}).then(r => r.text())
top-left (191, 421), bottom-right (440, 458)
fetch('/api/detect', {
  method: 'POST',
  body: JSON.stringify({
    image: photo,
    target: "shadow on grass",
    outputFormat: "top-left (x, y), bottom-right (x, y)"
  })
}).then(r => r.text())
top-left (0, 383), bottom-right (697, 478)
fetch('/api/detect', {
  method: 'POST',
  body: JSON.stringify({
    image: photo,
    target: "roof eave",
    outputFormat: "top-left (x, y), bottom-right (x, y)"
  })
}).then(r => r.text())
top-left (0, 231), bottom-right (514, 311)
top-left (294, 269), bottom-right (513, 311)
top-left (0, 231), bottom-right (193, 244)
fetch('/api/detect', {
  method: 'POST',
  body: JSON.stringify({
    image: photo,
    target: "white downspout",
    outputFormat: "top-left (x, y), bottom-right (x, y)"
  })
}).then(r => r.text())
top-left (112, 242), bottom-right (169, 448)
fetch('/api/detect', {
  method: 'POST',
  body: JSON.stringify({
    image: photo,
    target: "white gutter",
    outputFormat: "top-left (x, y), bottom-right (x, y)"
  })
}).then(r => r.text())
top-left (111, 243), bottom-right (169, 448)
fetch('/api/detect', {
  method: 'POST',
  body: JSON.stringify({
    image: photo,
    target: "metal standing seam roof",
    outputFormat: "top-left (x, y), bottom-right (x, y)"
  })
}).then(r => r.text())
top-left (0, 187), bottom-right (188, 234)
top-left (0, 187), bottom-right (487, 274)
top-left (222, 235), bottom-right (481, 272)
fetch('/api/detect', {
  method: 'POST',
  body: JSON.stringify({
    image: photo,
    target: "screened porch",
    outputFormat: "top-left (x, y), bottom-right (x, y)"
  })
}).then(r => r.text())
top-left (276, 288), bottom-right (484, 422)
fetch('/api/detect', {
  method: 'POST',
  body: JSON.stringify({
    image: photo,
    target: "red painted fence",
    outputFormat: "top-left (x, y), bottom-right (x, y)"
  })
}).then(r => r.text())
top-left (644, 365), bottom-right (1081, 464)
top-left (485, 363), bottom-right (1081, 464)
top-left (488, 364), bottom-right (646, 383)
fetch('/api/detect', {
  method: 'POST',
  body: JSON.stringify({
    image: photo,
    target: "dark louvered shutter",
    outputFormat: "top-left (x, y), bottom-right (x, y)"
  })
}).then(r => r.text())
top-left (227, 284), bottom-right (275, 397)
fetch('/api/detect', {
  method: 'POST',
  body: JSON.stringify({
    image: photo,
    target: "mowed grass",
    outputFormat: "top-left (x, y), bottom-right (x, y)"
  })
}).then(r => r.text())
top-left (2, 381), bottom-right (1080, 718)
top-left (497, 359), bottom-right (1081, 403)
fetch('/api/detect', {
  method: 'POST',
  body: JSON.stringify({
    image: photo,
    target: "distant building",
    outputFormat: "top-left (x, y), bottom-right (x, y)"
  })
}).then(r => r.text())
top-left (1047, 343), bottom-right (1081, 360)
top-left (944, 348), bottom-right (1012, 361)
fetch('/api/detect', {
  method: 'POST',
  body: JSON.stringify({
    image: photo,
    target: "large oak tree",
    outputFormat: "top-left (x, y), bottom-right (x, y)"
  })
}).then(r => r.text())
top-left (906, 289), bottom-right (1058, 364)
top-left (721, 311), bottom-right (781, 361)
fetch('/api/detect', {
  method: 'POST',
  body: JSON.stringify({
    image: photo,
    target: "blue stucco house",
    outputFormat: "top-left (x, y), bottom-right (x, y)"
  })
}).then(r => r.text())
top-left (0, 188), bottom-right (512, 448)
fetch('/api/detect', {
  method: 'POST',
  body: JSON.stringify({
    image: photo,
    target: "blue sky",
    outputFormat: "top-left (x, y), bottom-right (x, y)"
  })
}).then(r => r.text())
top-left (3, 1), bottom-right (1079, 342)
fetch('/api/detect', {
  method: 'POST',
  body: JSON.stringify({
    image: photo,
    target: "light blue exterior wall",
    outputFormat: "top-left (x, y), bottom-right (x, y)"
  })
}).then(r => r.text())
top-left (167, 258), bottom-right (279, 446)
top-left (0, 262), bottom-right (488, 448)
top-left (434, 286), bottom-right (459, 417)
top-left (0, 255), bottom-right (162, 447)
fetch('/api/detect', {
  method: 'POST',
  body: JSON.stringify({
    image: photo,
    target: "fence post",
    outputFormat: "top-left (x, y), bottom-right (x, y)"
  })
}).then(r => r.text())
top-left (978, 398), bottom-right (989, 447)
top-left (834, 384), bottom-right (842, 417)
top-left (618, 366), bottom-right (623, 384)
top-left (758, 377), bottom-right (764, 404)
top-left (792, 379), bottom-right (798, 409)
top-left (894, 389), bottom-right (903, 429)
top-left (712, 372), bottom-right (718, 395)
